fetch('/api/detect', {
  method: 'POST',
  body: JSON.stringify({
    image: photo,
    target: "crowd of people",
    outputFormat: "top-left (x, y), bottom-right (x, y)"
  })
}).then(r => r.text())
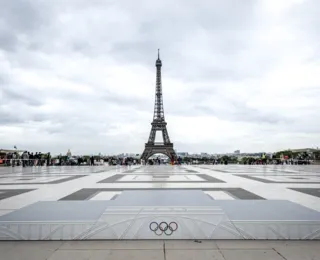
top-left (0, 152), bottom-right (99, 167)
top-left (1, 151), bottom-right (312, 167)
top-left (0, 151), bottom-right (184, 167)
top-left (0, 151), bottom-right (52, 167)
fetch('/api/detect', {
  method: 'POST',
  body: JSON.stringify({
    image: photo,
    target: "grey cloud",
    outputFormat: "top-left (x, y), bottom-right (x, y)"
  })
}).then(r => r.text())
top-left (0, 110), bottom-right (24, 125)
top-left (0, 0), bottom-right (52, 51)
top-left (2, 88), bottom-right (43, 107)
top-left (101, 92), bottom-right (151, 111)
top-left (72, 41), bottom-right (92, 52)
top-left (193, 103), bottom-right (289, 125)
top-left (0, 0), bottom-right (42, 31)
top-left (0, 0), bottom-right (319, 154)
top-left (0, 30), bottom-right (18, 52)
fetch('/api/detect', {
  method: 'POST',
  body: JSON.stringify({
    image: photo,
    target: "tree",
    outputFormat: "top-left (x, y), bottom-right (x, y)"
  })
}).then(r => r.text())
top-left (274, 150), bottom-right (293, 159)
top-left (314, 151), bottom-right (320, 160)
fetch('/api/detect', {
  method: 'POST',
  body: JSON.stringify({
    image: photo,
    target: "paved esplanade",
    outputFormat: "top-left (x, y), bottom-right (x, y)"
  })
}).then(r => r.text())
top-left (0, 165), bottom-right (320, 241)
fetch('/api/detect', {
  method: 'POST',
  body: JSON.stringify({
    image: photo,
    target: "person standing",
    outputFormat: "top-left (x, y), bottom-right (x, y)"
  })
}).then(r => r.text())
top-left (58, 155), bottom-right (62, 166)
top-left (90, 156), bottom-right (94, 166)
top-left (12, 152), bottom-right (17, 167)
top-left (22, 151), bottom-right (29, 167)
top-left (29, 152), bottom-right (34, 166)
top-left (35, 152), bottom-right (39, 166)
top-left (171, 155), bottom-right (175, 165)
top-left (38, 152), bottom-right (42, 166)
top-left (46, 152), bottom-right (51, 166)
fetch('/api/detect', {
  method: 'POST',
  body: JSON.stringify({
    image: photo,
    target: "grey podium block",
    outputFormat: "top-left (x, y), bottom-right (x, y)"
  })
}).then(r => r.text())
top-left (113, 190), bottom-right (212, 206)
top-left (0, 201), bottom-right (109, 221)
top-left (1, 196), bottom-right (320, 240)
top-left (210, 200), bottom-right (320, 221)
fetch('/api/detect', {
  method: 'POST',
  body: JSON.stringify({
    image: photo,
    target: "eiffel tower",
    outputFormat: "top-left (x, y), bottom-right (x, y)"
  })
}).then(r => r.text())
top-left (140, 50), bottom-right (176, 161)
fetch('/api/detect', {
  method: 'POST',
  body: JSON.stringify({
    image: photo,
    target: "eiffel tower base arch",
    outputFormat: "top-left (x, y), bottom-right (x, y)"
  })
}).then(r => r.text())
top-left (141, 143), bottom-right (176, 161)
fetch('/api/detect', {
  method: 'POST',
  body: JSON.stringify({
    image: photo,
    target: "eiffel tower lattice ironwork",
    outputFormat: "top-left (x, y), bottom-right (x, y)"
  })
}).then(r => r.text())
top-left (140, 50), bottom-right (176, 161)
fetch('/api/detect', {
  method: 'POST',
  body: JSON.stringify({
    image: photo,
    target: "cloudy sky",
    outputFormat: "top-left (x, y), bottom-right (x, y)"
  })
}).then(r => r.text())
top-left (0, 0), bottom-right (319, 155)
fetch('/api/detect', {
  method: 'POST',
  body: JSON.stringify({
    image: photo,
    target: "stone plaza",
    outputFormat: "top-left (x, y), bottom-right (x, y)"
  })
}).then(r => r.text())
top-left (0, 164), bottom-right (320, 259)
top-left (1, 164), bottom-right (320, 239)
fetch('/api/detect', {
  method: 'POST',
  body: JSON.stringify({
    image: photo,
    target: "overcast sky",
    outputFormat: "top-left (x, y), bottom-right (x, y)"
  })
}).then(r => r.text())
top-left (0, 0), bottom-right (319, 155)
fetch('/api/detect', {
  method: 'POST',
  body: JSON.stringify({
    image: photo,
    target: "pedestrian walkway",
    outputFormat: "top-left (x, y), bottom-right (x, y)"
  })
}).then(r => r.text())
top-left (0, 240), bottom-right (319, 260)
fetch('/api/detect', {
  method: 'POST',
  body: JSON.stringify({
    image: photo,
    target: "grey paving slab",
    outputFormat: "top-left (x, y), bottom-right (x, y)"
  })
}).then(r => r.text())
top-left (216, 240), bottom-right (320, 249)
top-left (166, 249), bottom-right (224, 260)
top-left (165, 240), bottom-right (218, 249)
top-left (289, 188), bottom-right (320, 198)
top-left (60, 240), bottom-right (164, 250)
top-left (273, 245), bottom-right (320, 260)
top-left (0, 241), bottom-right (17, 253)
top-left (217, 240), bottom-right (282, 249)
top-left (97, 174), bottom-right (123, 183)
top-left (0, 189), bottom-right (35, 201)
top-left (0, 241), bottom-right (319, 260)
top-left (12, 241), bottom-right (63, 250)
top-left (88, 249), bottom-right (165, 260)
top-left (60, 188), bottom-right (264, 201)
top-left (220, 249), bottom-right (284, 260)
top-left (197, 174), bottom-right (225, 183)
top-left (47, 250), bottom-right (93, 260)
top-left (1, 245), bottom-right (57, 260)
top-left (224, 188), bottom-right (264, 200)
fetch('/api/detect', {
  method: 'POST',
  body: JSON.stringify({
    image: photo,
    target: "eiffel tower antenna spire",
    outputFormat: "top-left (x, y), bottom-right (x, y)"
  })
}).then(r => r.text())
top-left (140, 50), bottom-right (176, 161)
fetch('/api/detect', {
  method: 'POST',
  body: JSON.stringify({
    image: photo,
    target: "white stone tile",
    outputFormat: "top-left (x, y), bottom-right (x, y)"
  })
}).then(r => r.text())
top-left (184, 175), bottom-right (204, 181)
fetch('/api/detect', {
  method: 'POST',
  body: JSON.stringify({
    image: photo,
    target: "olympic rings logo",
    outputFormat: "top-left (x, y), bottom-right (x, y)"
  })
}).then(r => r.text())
top-left (149, 221), bottom-right (178, 236)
